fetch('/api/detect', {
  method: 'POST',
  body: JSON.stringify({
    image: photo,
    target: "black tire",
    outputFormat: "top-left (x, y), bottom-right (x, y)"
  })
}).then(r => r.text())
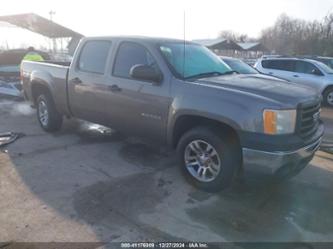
top-left (36, 93), bottom-right (63, 132)
top-left (176, 126), bottom-right (241, 192)
top-left (323, 86), bottom-right (333, 107)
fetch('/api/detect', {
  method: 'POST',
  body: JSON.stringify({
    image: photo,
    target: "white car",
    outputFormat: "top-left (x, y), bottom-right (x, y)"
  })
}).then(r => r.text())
top-left (255, 56), bottom-right (333, 106)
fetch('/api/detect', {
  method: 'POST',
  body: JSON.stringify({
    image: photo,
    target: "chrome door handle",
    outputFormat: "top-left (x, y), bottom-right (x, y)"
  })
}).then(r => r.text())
top-left (108, 84), bottom-right (122, 92)
top-left (71, 77), bottom-right (82, 84)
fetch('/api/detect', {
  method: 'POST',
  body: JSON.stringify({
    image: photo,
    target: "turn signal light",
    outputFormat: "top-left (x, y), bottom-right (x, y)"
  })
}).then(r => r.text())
top-left (263, 110), bottom-right (277, 135)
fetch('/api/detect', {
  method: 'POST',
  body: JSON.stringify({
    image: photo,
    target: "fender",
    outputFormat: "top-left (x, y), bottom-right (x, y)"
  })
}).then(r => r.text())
top-left (30, 70), bottom-right (56, 102)
top-left (167, 103), bottom-right (243, 146)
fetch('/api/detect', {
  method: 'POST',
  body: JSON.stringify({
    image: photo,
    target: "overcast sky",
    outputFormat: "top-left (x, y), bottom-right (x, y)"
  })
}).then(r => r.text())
top-left (0, 0), bottom-right (333, 49)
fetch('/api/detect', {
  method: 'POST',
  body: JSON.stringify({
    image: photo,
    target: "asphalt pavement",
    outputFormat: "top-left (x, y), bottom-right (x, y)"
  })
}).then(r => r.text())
top-left (0, 100), bottom-right (332, 246)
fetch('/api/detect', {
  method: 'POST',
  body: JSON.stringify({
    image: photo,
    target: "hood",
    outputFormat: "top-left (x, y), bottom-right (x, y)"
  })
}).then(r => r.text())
top-left (194, 74), bottom-right (320, 106)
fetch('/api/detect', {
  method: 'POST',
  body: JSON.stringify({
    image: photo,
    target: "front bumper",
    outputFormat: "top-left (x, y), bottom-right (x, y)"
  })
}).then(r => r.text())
top-left (242, 136), bottom-right (322, 175)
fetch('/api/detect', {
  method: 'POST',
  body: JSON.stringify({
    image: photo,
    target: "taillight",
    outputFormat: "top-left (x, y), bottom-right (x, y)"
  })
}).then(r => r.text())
top-left (20, 67), bottom-right (23, 82)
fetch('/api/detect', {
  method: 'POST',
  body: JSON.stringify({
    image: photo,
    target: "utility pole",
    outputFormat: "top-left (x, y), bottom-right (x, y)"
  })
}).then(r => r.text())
top-left (49, 10), bottom-right (56, 21)
top-left (49, 10), bottom-right (57, 53)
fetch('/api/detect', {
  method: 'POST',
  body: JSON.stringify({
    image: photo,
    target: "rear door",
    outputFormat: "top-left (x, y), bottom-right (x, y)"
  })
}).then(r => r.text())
top-left (68, 40), bottom-right (113, 124)
top-left (261, 59), bottom-right (296, 81)
top-left (105, 41), bottom-right (171, 141)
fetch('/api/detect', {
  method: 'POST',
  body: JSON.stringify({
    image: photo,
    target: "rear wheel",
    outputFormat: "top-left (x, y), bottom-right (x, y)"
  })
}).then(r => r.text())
top-left (177, 127), bottom-right (241, 192)
top-left (323, 86), bottom-right (333, 107)
top-left (36, 93), bottom-right (63, 132)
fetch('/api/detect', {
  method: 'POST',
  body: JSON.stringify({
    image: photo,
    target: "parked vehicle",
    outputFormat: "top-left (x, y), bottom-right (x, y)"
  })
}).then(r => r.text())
top-left (21, 37), bottom-right (323, 192)
top-left (0, 64), bottom-right (21, 98)
top-left (242, 58), bottom-right (258, 66)
top-left (303, 56), bottom-right (333, 70)
top-left (0, 49), bottom-right (50, 98)
top-left (254, 56), bottom-right (333, 106)
top-left (220, 56), bottom-right (259, 74)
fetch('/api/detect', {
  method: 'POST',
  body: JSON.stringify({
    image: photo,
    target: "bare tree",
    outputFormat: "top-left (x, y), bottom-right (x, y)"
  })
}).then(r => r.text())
top-left (218, 30), bottom-right (249, 42)
top-left (260, 13), bottom-right (333, 56)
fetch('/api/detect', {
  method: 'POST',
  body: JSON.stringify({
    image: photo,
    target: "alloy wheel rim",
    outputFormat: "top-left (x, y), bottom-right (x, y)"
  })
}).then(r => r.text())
top-left (38, 100), bottom-right (49, 127)
top-left (184, 140), bottom-right (221, 182)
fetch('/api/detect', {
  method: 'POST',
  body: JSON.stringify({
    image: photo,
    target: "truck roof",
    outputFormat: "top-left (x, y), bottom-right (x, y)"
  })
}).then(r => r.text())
top-left (82, 36), bottom-right (195, 45)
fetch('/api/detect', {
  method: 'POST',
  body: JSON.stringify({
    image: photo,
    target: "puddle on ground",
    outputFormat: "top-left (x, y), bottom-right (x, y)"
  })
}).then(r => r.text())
top-left (54, 119), bottom-right (126, 144)
top-left (72, 172), bottom-right (182, 241)
top-left (73, 173), bottom-right (168, 224)
top-left (72, 172), bottom-right (184, 241)
top-left (186, 176), bottom-right (333, 241)
top-left (119, 142), bottom-right (176, 169)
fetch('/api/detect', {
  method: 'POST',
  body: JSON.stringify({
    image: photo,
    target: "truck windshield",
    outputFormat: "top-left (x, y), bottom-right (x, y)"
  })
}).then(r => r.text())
top-left (159, 43), bottom-right (232, 79)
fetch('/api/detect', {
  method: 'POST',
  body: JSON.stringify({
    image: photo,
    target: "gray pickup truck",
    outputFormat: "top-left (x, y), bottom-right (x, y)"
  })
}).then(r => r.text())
top-left (21, 36), bottom-right (324, 192)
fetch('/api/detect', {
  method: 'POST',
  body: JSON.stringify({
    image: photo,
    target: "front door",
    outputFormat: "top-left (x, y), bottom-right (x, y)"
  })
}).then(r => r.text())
top-left (104, 41), bottom-right (171, 141)
top-left (292, 61), bottom-right (324, 89)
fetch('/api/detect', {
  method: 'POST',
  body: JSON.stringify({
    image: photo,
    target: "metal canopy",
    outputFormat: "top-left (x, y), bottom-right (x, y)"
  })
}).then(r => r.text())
top-left (0, 13), bottom-right (83, 38)
top-left (193, 38), bottom-right (243, 51)
top-left (237, 42), bottom-right (268, 52)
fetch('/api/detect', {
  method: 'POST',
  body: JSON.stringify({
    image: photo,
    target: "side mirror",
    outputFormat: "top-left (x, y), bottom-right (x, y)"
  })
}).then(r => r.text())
top-left (312, 68), bottom-right (323, 76)
top-left (130, 64), bottom-right (163, 84)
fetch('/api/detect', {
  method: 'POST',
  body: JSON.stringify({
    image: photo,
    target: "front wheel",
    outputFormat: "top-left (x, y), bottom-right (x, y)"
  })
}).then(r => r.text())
top-left (323, 86), bottom-right (333, 107)
top-left (36, 93), bottom-right (63, 132)
top-left (177, 127), bottom-right (241, 192)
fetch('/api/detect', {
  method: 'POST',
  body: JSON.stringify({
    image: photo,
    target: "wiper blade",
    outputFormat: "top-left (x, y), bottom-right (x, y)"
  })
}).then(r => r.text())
top-left (222, 70), bottom-right (239, 75)
top-left (184, 71), bottom-right (238, 80)
top-left (184, 71), bottom-right (224, 80)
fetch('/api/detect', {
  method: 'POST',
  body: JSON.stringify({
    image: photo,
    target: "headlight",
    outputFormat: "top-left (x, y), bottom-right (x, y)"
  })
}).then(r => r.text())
top-left (263, 109), bottom-right (297, 135)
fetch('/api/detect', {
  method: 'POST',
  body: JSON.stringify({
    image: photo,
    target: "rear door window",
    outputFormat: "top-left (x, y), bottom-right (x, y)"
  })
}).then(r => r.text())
top-left (262, 59), bottom-right (295, 72)
top-left (78, 41), bottom-right (111, 74)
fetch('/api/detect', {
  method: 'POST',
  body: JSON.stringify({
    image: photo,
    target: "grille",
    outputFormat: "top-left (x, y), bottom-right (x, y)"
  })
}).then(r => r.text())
top-left (298, 100), bottom-right (321, 139)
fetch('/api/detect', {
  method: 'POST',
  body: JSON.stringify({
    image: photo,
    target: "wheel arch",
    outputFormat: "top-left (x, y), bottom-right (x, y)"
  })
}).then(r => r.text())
top-left (322, 85), bottom-right (333, 105)
top-left (171, 114), bottom-right (241, 149)
top-left (322, 84), bottom-right (333, 94)
top-left (31, 81), bottom-right (54, 105)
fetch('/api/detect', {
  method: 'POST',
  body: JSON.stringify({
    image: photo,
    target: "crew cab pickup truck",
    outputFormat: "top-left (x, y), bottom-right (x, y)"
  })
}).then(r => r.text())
top-left (21, 37), bottom-right (324, 192)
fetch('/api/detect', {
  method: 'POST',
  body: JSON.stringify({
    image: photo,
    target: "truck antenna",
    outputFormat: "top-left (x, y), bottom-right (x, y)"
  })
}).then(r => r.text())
top-left (183, 10), bottom-right (186, 79)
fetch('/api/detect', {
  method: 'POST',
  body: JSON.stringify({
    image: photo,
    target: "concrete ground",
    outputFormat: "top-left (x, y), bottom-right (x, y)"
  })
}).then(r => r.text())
top-left (0, 100), bottom-right (333, 245)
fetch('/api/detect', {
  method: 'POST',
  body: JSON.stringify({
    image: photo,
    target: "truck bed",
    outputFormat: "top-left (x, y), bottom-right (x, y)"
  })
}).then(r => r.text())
top-left (42, 60), bottom-right (71, 67)
top-left (21, 60), bottom-right (71, 115)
